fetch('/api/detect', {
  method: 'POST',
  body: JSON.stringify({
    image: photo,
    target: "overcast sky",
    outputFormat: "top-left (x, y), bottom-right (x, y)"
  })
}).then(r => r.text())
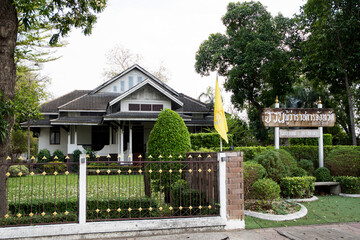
top-left (42, 0), bottom-right (306, 111)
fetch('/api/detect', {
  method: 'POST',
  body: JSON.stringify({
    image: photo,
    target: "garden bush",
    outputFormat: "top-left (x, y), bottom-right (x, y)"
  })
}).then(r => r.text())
top-left (43, 161), bottom-right (67, 173)
top-left (70, 149), bottom-right (82, 172)
top-left (333, 176), bottom-right (360, 194)
top-left (298, 159), bottom-right (315, 176)
top-left (37, 149), bottom-right (51, 163)
top-left (52, 149), bottom-right (65, 162)
top-left (243, 161), bottom-right (266, 199)
top-left (250, 178), bottom-right (280, 201)
top-left (190, 133), bottom-right (233, 150)
top-left (325, 148), bottom-right (360, 177)
top-left (292, 167), bottom-right (308, 177)
top-left (147, 109), bottom-right (191, 202)
top-left (254, 149), bottom-right (297, 182)
top-left (8, 165), bottom-right (29, 177)
top-left (280, 176), bottom-right (316, 198)
top-left (314, 167), bottom-right (332, 182)
top-left (289, 134), bottom-right (332, 146)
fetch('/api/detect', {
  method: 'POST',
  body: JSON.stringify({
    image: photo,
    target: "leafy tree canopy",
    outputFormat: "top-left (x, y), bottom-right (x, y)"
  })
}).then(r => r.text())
top-left (195, 1), bottom-right (299, 142)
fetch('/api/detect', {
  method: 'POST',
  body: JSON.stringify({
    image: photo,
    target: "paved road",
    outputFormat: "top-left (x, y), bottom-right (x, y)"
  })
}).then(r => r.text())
top-left (114, 223), bottom-right (360, 240)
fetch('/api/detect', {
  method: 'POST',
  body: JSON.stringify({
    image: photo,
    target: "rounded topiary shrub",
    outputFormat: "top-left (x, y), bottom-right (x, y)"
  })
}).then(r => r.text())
top-left (250, 178), bottom-right (281, 201)
top-left (325, 148), bottom-right (360, 177)
top-left (8, 165), bottom-right (30, 177)
top-left (37, 149), bottom-right (51, 163)
top-left (298, 159), bottom-right (315, 176)
top-left (292, 167), bottom-right (308, 177)
top-left (52, 149), bottom-right (65, 162)
top-left (314, 167), bottom-right (332, 182)
top-left (254, 149), bottom-right (296, 182)
top-left (243, 161), bottom-right (266, 199)
top-left (147, 109), bottom-right (191, 202)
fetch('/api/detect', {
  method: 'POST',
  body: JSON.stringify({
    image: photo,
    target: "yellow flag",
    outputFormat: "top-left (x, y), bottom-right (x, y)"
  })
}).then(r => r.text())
top-left (214, 77), bottom-right (228, 143)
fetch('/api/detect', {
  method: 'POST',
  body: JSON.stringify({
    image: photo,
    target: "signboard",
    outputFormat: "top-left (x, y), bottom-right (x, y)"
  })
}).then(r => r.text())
top-left (262, 108), bottom-right (336, 127)
top-left (279, 129), bottom-right (320, 138)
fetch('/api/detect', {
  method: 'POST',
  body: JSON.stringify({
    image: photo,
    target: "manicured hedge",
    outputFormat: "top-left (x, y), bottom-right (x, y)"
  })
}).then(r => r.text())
top-left (289, 134), bottom-right (333, 146)
top-left (190, 133), bottom-right (233, 150)
top-left (333, 176), bottom-right (360, 194)
top-left (7, 197), bottom-right (157, 222)
top-left (280, 176), bottom-right (316, 198)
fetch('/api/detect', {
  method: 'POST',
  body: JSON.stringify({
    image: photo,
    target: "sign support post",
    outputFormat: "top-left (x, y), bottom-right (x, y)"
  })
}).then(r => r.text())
top-left (274, 97), bottom-right (280, 149)
top-left (318, 98), bottom-right (324, 167)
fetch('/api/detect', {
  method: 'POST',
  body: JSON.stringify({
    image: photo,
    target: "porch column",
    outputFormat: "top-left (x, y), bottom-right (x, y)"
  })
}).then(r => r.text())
top-left (67, 128), bottom-right (71, 154)
top-left (120, 124), bottom-right (124, 162)
top-left (74, 126), bottom-right (78, 146)
top-left (129, 121), bottom-right (133, 162)
top-left (117, 125), bottom-right (121, 162)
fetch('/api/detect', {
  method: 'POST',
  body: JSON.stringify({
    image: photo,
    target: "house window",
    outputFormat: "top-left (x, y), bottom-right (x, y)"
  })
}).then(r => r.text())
top-left (128, 103), bottom-right (163, 111)
top-left (113, 86), bottom-right (117, 92)
top-left (129, 76), bottom-right (134, 88)
top-left (141, 104), bottom-right (151, 111)
top-left (50, 127), bottom-right (60, 145)
top-left (152, 104), bottom-right (163, 111)
top-left (137, 76), bottom-right (142, 84)
top-left (120, 81), bottom-right (125, 92)
top-left (129, 104), bottom-right (140, 111)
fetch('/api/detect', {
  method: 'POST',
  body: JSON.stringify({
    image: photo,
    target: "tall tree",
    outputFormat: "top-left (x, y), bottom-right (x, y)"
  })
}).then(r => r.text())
top-left (198, 86), bottom-right (215, 110)
top-left (299, 0), bottom-right (360, 145)
top-left (0, 0), bottom-right (107, 217)
top-left (195, 1), bottom-right (298, 143)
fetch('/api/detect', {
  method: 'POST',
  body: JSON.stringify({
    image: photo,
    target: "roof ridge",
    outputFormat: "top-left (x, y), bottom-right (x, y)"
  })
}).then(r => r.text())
top-left (58, 92), bottom-right (89, 109)
top-left (180, 93), bottom-right (207, 107)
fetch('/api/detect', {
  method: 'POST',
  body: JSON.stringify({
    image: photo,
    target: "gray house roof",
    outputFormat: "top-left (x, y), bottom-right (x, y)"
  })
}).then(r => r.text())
top-left (58, 92), bottom-right (120, 111)
top-left (40, 90), bottom-right (90, 113)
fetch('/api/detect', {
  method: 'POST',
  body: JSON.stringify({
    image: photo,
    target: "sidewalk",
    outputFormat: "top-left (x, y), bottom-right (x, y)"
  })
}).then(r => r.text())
top-left (115, 223), bottom-right (360, 240)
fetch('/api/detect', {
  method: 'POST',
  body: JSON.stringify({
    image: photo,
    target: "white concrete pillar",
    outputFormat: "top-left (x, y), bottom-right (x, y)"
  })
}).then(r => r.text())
top-left (218, 152), bottom-right (226, 221)
top-left (74, 126), bottom-right (78, 146)
top-left (318, 98), bottom-right (324, 168)
top-left (67, 128), bottom-right (71, 154)
top-left (117, 125), bottom-right (121, 162)
top-left (275, 97), bottom-right (280, 149)
top-left (129, 122), bottom-right (133, 163)
top-left (79, 154), bottom-right (87, 224)
top-left (120, 125), bottom-right (124, 162)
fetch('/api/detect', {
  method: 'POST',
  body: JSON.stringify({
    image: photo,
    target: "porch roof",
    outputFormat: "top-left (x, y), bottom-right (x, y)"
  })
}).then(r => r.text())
top-left (50, 116), bottom-right (103, 125)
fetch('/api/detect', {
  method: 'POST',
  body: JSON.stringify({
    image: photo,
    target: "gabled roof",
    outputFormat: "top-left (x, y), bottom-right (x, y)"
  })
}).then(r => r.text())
top-left (58, 92), bottom-right (120, 111)
top-left (40, 90), bottom-right (90, 113)
top-left (90, 64), bottom-right (179, 96)
top-left (109, 79), bottom-right (183, 107)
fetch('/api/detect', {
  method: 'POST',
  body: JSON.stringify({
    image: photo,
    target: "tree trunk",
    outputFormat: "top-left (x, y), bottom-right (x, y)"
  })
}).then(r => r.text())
top-left (0, 0), bottom-right (18, 217)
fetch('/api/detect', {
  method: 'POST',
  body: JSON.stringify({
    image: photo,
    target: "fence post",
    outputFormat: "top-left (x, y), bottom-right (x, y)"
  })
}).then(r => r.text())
top-left (79, 154), bottom-right (87, 224)
top-left (218, 152), bottom-right (227, 220)
top-left (219, 152), bottom-right (245, 230)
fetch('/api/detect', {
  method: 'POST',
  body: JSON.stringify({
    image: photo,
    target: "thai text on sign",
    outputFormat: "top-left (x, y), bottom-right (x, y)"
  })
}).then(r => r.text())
top-left (262, 108), bottom-right (336, 127)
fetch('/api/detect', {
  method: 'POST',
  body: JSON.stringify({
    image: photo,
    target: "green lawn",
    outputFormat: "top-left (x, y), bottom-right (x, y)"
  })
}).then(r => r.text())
top-left (245, 195), bottom-right (360, 229)
top-left (7, 174), bottom-right (145, 204)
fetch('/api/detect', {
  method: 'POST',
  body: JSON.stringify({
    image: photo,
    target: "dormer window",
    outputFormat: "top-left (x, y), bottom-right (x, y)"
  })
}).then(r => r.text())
top-left (129, 76), bottom-right (134, 88)
top-left (137, 76), bottom-right (142, 84)
top-left (120, 81), bottom-right (125, 92)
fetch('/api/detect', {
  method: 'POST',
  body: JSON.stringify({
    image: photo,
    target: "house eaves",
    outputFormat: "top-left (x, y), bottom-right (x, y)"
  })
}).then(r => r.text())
top-left (90, 64), bottom-right (179, 96)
